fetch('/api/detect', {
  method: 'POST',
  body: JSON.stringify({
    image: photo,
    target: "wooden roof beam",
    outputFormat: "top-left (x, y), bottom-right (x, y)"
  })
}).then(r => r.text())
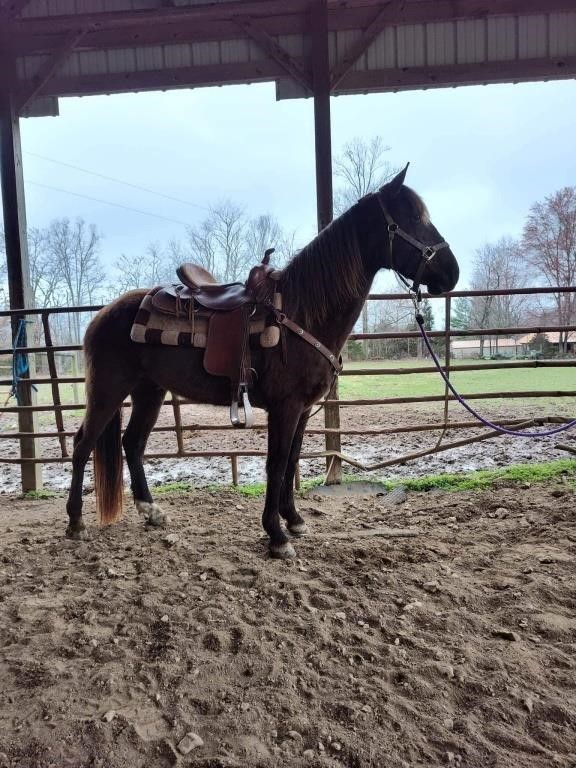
top-left (11, 0), bottom-right (309, 33)
top-left (11, 0), bottom-right (576, 58)
top-left (0, 0), bottom-right (30, 20)
top-left (330, 2), bottom-right (397, 91)
top-left (36, 59), bottom-right (287, 99)
top-left (17, 28), bottom-right (86, 113)
top-left (235, 15), bottom-right (312, 94)
top-left (336, 56), bottom-right (576, 93)
top-left (10, 0), bottom-right (576, 37)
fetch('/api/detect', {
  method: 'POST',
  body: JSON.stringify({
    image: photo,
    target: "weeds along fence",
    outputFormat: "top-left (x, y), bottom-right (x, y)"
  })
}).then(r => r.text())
top-left (1, 286), bottom-right (576, 493)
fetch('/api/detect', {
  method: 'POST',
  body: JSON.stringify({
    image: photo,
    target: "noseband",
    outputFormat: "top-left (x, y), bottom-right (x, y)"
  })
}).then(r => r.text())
top-left (376, 193), bottom-right (450, 297)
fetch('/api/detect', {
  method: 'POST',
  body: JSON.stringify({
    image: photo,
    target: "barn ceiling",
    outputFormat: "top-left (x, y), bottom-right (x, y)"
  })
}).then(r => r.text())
top-left (1, 0), bottom-right (575, 116)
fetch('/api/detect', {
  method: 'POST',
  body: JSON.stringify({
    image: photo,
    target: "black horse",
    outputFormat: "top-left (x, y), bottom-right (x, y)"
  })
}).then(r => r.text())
top-left (66, 166), bottom-right (459, 558)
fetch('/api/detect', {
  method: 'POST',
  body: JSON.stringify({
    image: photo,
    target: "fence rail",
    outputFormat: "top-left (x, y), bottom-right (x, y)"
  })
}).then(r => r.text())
top-left (1, 286), bottom-right (575, 491)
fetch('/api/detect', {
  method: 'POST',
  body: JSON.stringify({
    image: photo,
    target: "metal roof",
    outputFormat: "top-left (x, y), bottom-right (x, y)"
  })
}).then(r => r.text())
top-left (1, 0), bottom-right (575, 116)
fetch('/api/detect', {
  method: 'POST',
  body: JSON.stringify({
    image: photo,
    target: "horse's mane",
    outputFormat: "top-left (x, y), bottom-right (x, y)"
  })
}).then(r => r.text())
top-left (280, 210), bottom-right (368, 329)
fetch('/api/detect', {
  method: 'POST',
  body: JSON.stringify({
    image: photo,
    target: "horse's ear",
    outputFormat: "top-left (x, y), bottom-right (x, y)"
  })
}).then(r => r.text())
top-left (385, 163), bottom-right (409, 197)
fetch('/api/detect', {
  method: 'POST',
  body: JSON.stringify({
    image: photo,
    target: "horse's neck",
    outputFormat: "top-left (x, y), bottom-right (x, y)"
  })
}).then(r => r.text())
top-left (313, 290), bottom-right (373, 354)
top-left (281, 215), bottom-right (381, 355)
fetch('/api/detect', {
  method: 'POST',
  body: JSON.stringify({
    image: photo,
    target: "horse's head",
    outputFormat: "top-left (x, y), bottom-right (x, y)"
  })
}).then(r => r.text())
top-left (359, 165), bottom-right (459, 295)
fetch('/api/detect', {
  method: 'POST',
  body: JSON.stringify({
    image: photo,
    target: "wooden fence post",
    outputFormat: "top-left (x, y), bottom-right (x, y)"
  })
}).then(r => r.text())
top-left (0, 76), bottom-right (42, 492)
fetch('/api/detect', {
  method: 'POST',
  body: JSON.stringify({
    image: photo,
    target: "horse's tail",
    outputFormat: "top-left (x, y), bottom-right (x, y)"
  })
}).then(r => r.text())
top-left (94, 410), bottom-right (124, 526)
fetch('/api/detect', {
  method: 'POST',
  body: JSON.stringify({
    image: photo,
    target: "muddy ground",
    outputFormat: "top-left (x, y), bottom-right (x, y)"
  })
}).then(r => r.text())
top-left (0, 477), bottom-right (575, 768)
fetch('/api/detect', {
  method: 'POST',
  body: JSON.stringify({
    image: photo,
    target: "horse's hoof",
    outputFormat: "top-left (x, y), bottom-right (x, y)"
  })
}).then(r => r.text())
top-left (287, 522), bottom-right (308, 537)
top-left (136, 501), bottom-right (171, 527)
top-left (270, 541), bottom-right (297, 559)
top-left (66, 522), bottom-right (87, 540)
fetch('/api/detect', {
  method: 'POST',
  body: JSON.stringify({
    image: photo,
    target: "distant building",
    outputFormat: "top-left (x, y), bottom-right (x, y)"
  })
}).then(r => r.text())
top-left (451, 332), bottom-right (576, 358)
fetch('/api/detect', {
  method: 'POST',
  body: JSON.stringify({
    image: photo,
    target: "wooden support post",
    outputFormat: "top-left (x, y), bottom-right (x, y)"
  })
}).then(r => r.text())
top-left (0, 79), bottom-right (42, 492)
top-left (171, 393), bottom-right (185, 455)
top-left (311, 0), bottom-right (333, 233)
top-left (230, 455), bottom-right (238, 486)
top-left (311, 0), bottom-right (341, 485)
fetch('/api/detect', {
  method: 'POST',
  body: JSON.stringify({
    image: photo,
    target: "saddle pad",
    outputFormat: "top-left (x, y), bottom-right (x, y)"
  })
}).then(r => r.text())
top-left (130, 291), bottom-right (268, 348)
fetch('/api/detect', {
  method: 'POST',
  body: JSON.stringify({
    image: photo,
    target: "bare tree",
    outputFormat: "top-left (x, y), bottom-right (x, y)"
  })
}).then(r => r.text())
top-left (333, 136), bottom-right (399, 346)
top-left (178, 201), bottom-right (247, 282)
top-left (244, 213), bottom-right (297, 268)
top-left (113, 242), bottom-right (170, 294)
top-left (372, 297), bottom-right (416, 358)
top-left (180, 218), bottom-right (219, 278)
top-left (523, 186), bottom-right (576, 353)
top-left (43, 218), bottom-right (104, 343)
top-left (27, 226), bottom-right (65, 308)
top-left (210, 201), bottom-right (251, 282)
top-left (470, 237), bottom-right (533, 356)
top-left (177, 202), bottom-right (297, 282)
top-left (334, 136), bottom-right (398, 215)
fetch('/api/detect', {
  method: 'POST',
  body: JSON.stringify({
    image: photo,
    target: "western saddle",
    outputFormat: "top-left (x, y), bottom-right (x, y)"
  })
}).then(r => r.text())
top-left (151, 250), bottom-right (281, 428)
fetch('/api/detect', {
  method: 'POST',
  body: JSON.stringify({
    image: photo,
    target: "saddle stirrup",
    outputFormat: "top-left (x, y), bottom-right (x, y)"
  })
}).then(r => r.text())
top-left (230, 384), bottom-right (254, 429)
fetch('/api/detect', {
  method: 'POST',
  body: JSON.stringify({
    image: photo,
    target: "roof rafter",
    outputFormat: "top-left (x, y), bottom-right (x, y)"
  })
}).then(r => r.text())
top-left (337, 56), bottom-right (576, 93)
top-left (10, 0), bottom-right (576, 58)
top-left (235, 14), bottom-right (312, 94)
top-left (330, 1), bottom-right (397, 91)
top-left (37, 59), bottom-right (287, 99)
top-left (10, 0), bottom-right (576, 37)
top-left (18, 28), bottom-right (86, 113)
top-left (10, 0), bottom-right (308, 33)
top-left (0, 0), bottom-right (31, 21)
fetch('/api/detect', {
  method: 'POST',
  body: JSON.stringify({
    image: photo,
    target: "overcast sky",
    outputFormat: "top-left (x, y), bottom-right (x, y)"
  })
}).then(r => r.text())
top-left (6, 76), bottom-right (576, 295)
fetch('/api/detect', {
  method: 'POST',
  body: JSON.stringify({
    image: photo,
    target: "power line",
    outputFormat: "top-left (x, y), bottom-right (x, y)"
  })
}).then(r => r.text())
top-left (24, 150), bottom-right (211, 212)
top-left (26, 180), bottom-right (193, 227)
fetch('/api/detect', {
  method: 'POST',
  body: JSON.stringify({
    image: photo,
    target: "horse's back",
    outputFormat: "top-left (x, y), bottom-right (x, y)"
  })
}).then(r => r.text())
top-left (85, 290), bottom-right (145, 345)
top-left (83, 289), bottom-right (148, 373)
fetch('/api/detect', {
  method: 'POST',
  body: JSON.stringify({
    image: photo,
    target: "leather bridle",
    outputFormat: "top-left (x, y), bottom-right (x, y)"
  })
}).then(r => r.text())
top-left (376, 193), bottom-right (450, 298)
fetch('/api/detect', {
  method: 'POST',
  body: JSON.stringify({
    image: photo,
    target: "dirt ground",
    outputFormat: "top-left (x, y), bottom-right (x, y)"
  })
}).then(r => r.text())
top-left (1, 478), bottom-right (575, 768)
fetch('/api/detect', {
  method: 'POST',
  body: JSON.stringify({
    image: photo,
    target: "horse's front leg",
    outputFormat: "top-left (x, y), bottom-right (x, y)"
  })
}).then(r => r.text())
top-left (279, 408), bottom-right (311, 536)
top-left (263, 401), bottom-right (303, 559)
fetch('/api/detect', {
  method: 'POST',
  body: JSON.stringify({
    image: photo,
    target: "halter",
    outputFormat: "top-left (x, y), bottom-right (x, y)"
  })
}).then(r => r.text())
top-left (375, 193), bottom-right (576, 439)
top-left (376, 193), bottom-right (450, 298)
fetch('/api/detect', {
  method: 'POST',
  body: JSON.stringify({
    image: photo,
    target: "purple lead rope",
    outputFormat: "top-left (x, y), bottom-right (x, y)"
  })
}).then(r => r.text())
top-left (416, 313), bottom-right (576, 438)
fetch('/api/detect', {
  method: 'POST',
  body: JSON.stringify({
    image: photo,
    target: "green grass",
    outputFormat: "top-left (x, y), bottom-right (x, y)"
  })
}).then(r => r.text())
top-left (339, 359), bottom-right (576, 408)
top-left (24, 489), bottom-right (59, 500)
top-left (331, 458), bottom-right (576, 493)
top-left (376, 458), bottom-right (576, 492)
top-left (148, 458), bottom-right (576, 498)
top-left (237, 483), bottom-right (267, 497)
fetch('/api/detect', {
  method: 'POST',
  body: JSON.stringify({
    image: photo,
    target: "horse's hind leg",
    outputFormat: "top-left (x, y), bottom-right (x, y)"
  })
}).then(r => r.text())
top-left (279, 408), bottom-right (311, 536)
top-left (122, 380), bottom-right (168, 527)
top-left (67, 423), bottom-right (91, 538)
top-left (263, 401), bottom-right (302, 559)
top-left (66, 398), bottom-right (126, 538)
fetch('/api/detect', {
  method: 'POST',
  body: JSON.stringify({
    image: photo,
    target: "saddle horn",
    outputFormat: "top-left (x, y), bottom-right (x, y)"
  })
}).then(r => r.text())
top-left (263, 248), bottom-right (275, 265)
